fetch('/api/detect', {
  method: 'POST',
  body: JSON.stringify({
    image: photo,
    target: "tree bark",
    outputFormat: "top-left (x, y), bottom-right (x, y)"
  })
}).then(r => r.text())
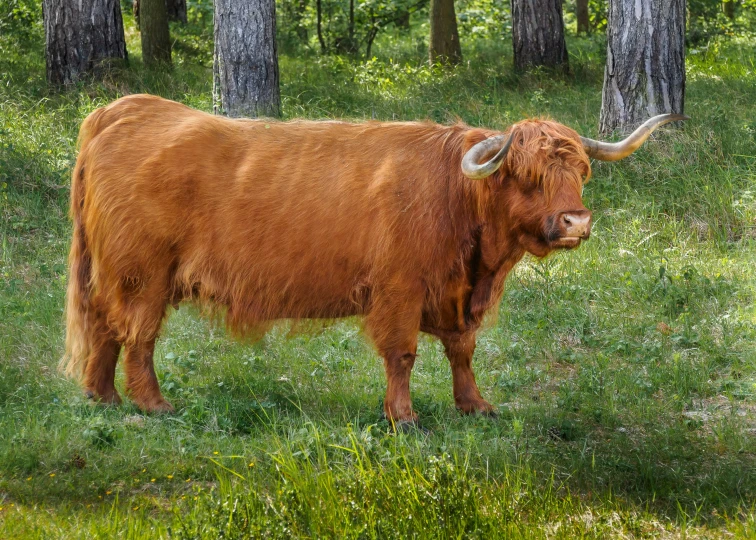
top-left (316, 0), bottom-right (326, 53)
top-left (166, 0), bottom-right (187, 23)
top-left (576, 0), bottom-right (590, 33)
top-left (140, 0), bottom-right (172, 65)
top-left (396, 8), bottom-right (411, 29)
top-left (511, 0), bottom-right (568, 71)
top-left (43, 0), bottom-right (128, 85)
top-left (723, 0), bottom-right (736, 19)
top-left (599, 0), bottom-right (685, 133)
top-left (134, 0), bottom-right (186, 26)
top-left (213, 0), bottom-right (281, 118)
top-left (429, 0), bottom-right (462, 65)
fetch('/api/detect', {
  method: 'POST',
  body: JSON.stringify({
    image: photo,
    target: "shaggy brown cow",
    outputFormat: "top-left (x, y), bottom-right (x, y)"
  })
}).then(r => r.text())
top-left (61, 94), bottom-right (685, 423)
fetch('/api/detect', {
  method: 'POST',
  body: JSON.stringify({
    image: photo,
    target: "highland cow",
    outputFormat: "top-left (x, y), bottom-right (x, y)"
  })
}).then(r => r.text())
top-left (61, 94), bottom-right (685, 422)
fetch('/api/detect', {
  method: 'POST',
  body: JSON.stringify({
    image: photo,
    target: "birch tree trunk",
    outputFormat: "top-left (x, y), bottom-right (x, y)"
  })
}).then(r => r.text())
top-left (140, 0), bottom-right (172, 65)
top-left (213, 0), bottom-right (281, 118)
top-left (511, 0), bottom-right (568, 71)
top-left (599, 0), bottom-right (685, 133)
top-left (43, 0), bottom-right (127, 85)
top-left (429, 0), bottom-right (462, 65)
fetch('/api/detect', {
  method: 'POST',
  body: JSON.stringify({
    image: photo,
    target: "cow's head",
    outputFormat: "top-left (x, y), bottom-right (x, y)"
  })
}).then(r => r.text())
top-left (461, 114), bottom-right (687, 257)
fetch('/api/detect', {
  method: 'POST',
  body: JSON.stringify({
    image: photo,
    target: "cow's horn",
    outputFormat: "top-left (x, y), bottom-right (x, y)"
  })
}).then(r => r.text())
top-left (580, 113), bottom-right (690, 161)
top-left (461, 134), bottom-right (514, 179)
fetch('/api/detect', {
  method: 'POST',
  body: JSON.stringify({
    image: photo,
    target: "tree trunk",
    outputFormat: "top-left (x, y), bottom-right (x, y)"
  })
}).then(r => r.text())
top-left (134, 0), bottom-right (186, 26)
top-left (43, 0), bottom-right (127, 85)
top-left (511, 0), bottom-right (568, 71)
top-left (316, 0), bottom-right (326, 53)
top-left (396, 8), bottom-right (410, 29)
top-left (723, 0), bottom-right (736, 19)
top-left (429, 0), bottom-right (462, 65)
top-left (599, 0), bottom-right (685, 133)
top-left (335, 0), bottom-right (358, 53)
top-left (576, 0), bottom-right (590, 33)
top-left (213, 0), bottom-right (281, 118)
top-left (166, 0), bottom-right (187, 23)
top-left (140, 0), bottom-right (172, 65)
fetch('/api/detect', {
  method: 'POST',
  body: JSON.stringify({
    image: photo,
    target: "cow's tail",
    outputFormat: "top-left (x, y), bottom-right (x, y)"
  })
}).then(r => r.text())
top-left (60, 106), bottom-right (109, 381)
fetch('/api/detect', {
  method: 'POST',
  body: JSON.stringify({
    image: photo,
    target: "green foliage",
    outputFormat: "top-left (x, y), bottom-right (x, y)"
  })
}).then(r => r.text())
top-left (563, 0), bottom-right (608, 33)
top-left (185, 0), bottom-right (214, 27)
top-left (0, 0), bottom-right (42, 70)
top-left (277, 0), bottom-right (426, 57)
top-left (0, 0), bottom-right (41, 38)
top-left (688, 0), bottom-right (756, 44)
top-left (457, 0), bottom-right (510, 41)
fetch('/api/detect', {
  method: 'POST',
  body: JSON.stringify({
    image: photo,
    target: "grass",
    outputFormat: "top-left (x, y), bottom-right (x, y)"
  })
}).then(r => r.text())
top-left (1, 9), bottom-right (756, 539)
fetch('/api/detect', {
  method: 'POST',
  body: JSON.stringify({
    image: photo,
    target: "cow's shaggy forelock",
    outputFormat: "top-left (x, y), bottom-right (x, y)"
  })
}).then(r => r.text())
top-left (504, 119), bottom-right (591, 204)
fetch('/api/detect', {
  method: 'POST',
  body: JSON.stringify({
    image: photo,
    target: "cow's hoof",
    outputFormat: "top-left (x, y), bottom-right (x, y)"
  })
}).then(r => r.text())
top-left (131, 396), bottom-right (175, 414)
top-left (456, 399), bottom-right (497, 418)
top-left (85, 388), bottom-right (122, 406)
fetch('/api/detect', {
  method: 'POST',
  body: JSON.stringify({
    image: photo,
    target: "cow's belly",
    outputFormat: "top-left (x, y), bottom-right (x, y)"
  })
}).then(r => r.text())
top-left (175, 248), bottom-right (371, 327)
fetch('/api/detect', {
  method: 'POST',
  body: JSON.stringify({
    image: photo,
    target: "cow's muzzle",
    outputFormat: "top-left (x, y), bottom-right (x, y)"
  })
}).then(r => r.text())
top-left (548, 210), bottom-right (592, 248)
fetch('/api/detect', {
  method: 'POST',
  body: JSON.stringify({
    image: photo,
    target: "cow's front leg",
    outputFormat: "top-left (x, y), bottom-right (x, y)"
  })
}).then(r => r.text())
top-left (367, 283), bottom-right (424, 424)
top-left (441, 331), bottom-right (495, 416)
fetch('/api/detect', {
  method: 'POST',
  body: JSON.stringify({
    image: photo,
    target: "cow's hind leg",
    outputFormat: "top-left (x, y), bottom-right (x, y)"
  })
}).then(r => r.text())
top-left (117, 274), bottom-right (174, 413)
top-left (83, 311), bottom-right (122, 405)
top-left (440, 331), bottom-right (495, 416)
top-left (124, 337), bottom-right (173, 413)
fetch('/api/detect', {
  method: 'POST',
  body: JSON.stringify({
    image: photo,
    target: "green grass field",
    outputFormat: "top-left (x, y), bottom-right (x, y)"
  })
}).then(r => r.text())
top-left (1, 10), bottom-right (756, 538)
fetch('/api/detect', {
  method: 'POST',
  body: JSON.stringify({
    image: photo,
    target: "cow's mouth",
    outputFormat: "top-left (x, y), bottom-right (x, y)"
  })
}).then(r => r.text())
top-left (551, 237), bottom-right (582, 249)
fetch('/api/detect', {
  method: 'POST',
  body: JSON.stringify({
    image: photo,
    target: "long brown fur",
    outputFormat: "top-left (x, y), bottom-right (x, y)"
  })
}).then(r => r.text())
top-left (62, 94), bottom-right (591, 420)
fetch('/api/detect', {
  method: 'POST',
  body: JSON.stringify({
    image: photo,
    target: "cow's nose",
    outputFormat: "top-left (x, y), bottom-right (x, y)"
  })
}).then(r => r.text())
top-left (560, 211), bottom-right (592, 238)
